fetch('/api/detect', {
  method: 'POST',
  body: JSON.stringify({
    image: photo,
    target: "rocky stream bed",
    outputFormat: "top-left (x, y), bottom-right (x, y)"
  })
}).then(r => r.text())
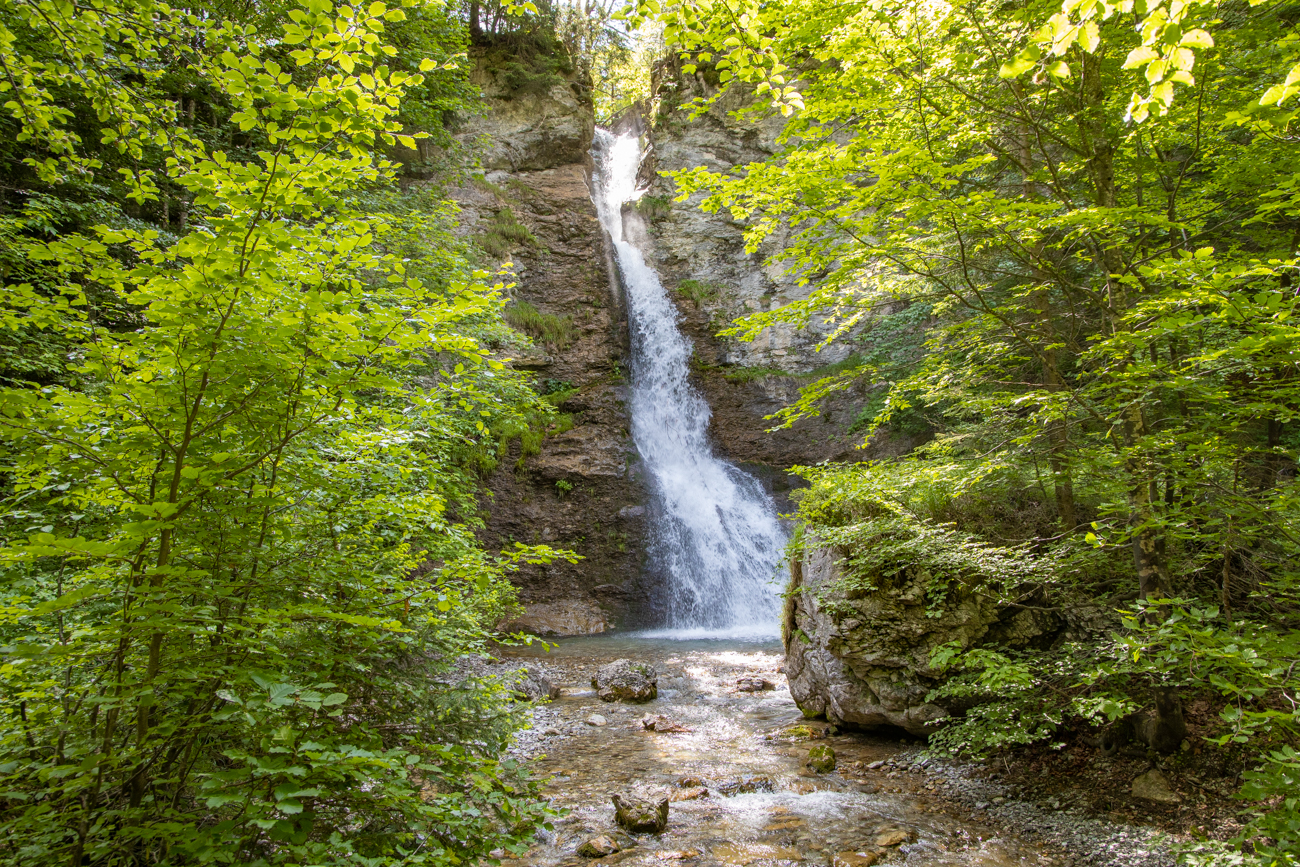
top-left (493, 637), bottom-right (1176, 867)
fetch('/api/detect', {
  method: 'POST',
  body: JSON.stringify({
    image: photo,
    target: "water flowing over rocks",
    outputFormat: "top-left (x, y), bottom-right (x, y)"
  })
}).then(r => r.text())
top-left (783, 547), bottom-right (1063, 736)
top-left (502, 637), bottom-right (1174, 867)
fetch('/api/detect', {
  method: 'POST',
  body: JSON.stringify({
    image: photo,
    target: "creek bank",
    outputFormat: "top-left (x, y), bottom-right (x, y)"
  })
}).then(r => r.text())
top-left (499, 638), bottom-right (1176, 867)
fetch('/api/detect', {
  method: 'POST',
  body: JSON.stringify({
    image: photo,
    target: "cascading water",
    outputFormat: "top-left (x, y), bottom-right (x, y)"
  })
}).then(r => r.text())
top-left (591, 128), bottom-right (786, 638)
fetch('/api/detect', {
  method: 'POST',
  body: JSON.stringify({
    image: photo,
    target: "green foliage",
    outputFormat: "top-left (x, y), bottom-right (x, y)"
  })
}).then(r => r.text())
top-left (645, 0), bottom-right (1300, 854)
top-left (0, 0), bottom-right (561, 862)
top-left (505, 300), bottom-right (574, 348)
top-left (673, 277), bottom-right (720, 307)
top-left (481, 206), bottom-right (540, 258)
top-left (556, 479), bottom-right (574, 496)
top-left (637, 194), bottom-right (673, 223)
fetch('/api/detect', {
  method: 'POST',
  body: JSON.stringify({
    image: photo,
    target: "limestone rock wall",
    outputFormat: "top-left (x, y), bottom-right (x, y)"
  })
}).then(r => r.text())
top-left (638, 73), bottom-right (889, 485)
top-left (783, 547), bottom-right (1064, 736)
top-left (452, 57), bottom-right (654, 636)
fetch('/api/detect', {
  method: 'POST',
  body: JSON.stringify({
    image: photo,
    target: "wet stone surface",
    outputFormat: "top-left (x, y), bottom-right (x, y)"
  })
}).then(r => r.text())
top-left (500, 637), bottom-right (1171, 867)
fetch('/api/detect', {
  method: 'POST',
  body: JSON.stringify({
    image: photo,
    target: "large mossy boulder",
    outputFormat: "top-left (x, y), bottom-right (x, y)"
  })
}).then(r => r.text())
top-left (783, 544), bottom-right (1064, 736)
top-left (593, 659), bottom-right (658, 703)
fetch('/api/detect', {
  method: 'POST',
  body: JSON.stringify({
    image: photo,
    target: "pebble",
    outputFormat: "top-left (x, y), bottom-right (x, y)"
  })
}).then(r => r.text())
top-left (586, 714), bottom-right (607, 727)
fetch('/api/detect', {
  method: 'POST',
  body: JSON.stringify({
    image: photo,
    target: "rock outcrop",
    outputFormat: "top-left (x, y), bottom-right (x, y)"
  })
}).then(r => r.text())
top-left (638, 66), bottom-right (925, 504)
top-left (452, 54), bottom-right (654, 634)
top-left (783, 546), bottom-right (1063, 736)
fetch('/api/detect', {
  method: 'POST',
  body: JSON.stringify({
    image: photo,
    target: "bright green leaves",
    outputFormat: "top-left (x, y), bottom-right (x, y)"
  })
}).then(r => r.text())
top-left (0, 0), bottom-right (552, 862)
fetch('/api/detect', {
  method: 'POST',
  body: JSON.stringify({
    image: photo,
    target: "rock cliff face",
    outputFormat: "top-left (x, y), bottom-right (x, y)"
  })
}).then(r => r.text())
top-left (454, 57), bottom-right (654, 635)
top-left (637, 74), bottom-right (894, 493)
top-left (783, 547), bottom-right (1066, 736)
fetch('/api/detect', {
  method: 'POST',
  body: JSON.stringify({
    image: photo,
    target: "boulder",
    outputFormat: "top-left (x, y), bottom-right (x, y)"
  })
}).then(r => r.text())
top-left (509, 665), bottom-right (560, 702)
top-left (585, 714), bottom-right (607, 727)
top-left (783, 547), bottom-right (1063, 736)
top-left (1131, 769), bottom-right (1180, 804)
top-left (593, 659), bottom-right (658, 703)
top-left (807, 744), bottom-right (836, 773)
top-left (612, 791), bottom-right (670, 833)
top-left (576, 836), bottom-right (621, 858)
top-left (736, 676), bottom-right (776, 692)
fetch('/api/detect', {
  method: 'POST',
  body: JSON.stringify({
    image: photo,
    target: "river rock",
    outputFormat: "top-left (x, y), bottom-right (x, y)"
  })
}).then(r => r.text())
top-left (875, 828), bottom-right (915, 847)
top-left (669, 786), bottom-right (708, 802)
top-left (807, 744), bottom-right (836, 773)
top-left (586, 713), bottom-right (607, 727)
top-left (641, 713), bottom-right (691, 732)
top-left (736, 676), bottom-right (776, 692)
top-left (783, 547), bottom-right (1064, 735)
top-left (1131, 769), bottom-right (1180, 804)
top-left (593, 659), bottom-right (658, 703)
top-left (612, 791), bottom-right (670, 833)
top-left (715, 775), bottom-right (774, 796)
top-left (832, 853), bottom-right (880, 867)
top-left (509, 665), bottom-right (560, 702)
top-left (576, 835), bottom-right (620, 857)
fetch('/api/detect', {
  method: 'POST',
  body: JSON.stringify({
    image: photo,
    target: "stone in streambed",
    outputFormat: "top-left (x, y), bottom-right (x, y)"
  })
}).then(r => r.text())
top-left (577, 835), bottom-right (621, 857)
top-left (669, 786), bottom-right (708, 802)
top-left (612, 791), bottom-right (670, 833)
top-left (1131, 769), bottom-right (1180, 804)
top-left (807, 744), bottom-right (836, 772)
top-left (509, 664), bottom-right (561, 702)
top-left (736, 676), bottom-right (775, 692)
top-left (642, 713), bottom-right (691, 732)
top-left (586, 714), bottom-right (608, 727)
top-left (593, 659), bottom-right (658, 703)
top-left (875, 827), bottom-right (915, 847)
top-left (832, 853), bottom-right (880, 867)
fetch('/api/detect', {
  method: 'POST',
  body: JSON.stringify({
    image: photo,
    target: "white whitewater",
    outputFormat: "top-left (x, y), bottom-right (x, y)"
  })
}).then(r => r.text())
top-left (590, 128), bottom-right (786, 639)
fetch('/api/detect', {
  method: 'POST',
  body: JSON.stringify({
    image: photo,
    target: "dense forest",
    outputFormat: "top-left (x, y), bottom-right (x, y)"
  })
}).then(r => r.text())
top-left (640, 0), bottom-right (1300, 862)
top-left (2, 0), bottom-right (1299, 863)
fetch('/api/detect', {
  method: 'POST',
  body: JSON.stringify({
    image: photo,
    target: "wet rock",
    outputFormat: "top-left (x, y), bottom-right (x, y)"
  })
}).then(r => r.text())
top-left (1131, 769), bottom-right (1180, 804)
top-left (510, 665), bottom-right (561, 701)
top-left (593, 659), bottom-right (658, 703)
top-left (586, 714), bottom-right (608, 727)
top-left (875, 828), bottom-right (915, 847)
top-left (618, 505), bottom-right (646, 519)
top-left (736, 676), bottom-right (775, 692)
top-left (669, 786), bottom-right (708, 802)
top-left (577, 836), bottom-right (621, 858)
top-left (611, 791), bottom-right (670, 833)
top-left (656, 851), bottom-right (699, 861)
top-left (808, 744), bottom-right (837, 773)
top-left (677, 776), bottom-right (707, 788)
top-left (641, 713), bottom-right (691, 732)
top-left (784, 547), bottom-right (1063, 736)
top-left (502, 601), bottom-right (611, 637)
top-left (832, 853), bottom-right (880, 867)
top-left (715, 775), bottom-right (775, 796)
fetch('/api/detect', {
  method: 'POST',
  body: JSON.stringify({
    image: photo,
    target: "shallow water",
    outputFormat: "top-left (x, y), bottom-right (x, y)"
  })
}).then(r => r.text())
top-left (502, 637), bottom-right (1065, 867)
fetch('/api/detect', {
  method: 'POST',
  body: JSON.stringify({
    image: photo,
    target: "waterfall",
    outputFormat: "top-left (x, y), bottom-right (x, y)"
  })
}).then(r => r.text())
top-left (591, 128), bottom-right (786, 639)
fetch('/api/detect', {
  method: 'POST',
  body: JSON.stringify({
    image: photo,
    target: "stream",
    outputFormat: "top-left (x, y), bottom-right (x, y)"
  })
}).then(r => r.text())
top-left (500, 636), bottom-right (1071, 867)
top-left (493, 129), bottom-right (1155, 867)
